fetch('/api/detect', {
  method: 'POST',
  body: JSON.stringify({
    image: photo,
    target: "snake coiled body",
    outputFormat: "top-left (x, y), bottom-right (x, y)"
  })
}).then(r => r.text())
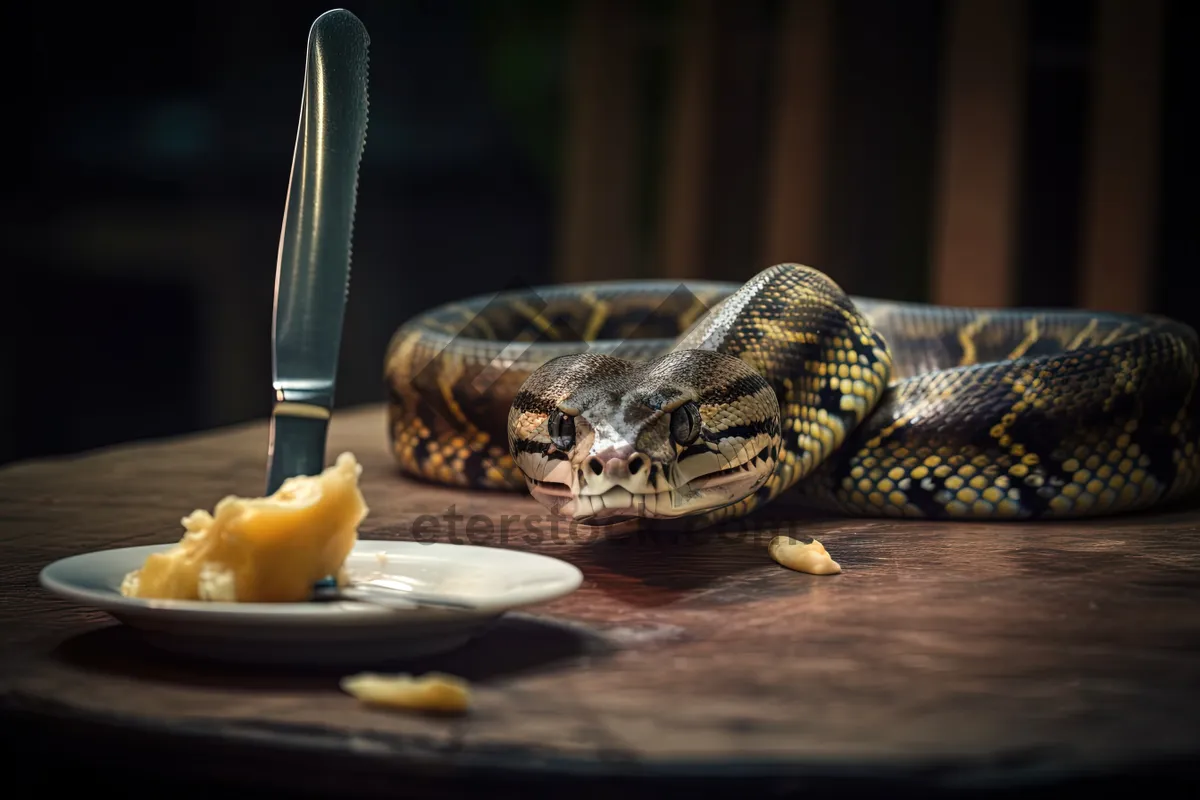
top-left (385, 264), bottom-right (1200, 528)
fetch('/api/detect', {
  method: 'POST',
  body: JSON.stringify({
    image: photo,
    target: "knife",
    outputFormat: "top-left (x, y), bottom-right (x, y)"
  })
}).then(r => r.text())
top-left (266, 9), bottom-right (371, 495)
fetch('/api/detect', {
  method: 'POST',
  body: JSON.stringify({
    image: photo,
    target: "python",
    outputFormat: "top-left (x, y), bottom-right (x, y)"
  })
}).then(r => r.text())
top-left (385, 263), bottom-right (1200, 530)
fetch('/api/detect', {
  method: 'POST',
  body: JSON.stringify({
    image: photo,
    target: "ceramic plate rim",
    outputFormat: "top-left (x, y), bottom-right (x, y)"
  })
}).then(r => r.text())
top-left (39, 540), bottom-right (583, 626)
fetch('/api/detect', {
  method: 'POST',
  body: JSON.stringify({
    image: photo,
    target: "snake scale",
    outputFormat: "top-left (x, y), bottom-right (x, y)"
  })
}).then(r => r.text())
top-left (384, 264), bottom-right (1200, 530)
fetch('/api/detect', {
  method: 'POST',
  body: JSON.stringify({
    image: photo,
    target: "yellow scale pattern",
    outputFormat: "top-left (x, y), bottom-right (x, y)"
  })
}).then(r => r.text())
top-left (678, 268), bottom-right (892, 528)
top-left (810, 313), bottom-right (1200, 519)
top-left (385, 329), bottom-right (521, 490)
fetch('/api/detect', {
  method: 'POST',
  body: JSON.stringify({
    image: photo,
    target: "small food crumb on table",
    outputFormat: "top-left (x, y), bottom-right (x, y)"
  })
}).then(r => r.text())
top-left (340, 672), bottom-right (472, 714)
top-left (768, 535), bottom-right (842, 575)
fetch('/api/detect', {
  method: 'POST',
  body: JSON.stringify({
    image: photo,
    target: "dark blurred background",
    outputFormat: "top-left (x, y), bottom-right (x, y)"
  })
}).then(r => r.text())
top-left (0, 0), bottom-right (1193, 466)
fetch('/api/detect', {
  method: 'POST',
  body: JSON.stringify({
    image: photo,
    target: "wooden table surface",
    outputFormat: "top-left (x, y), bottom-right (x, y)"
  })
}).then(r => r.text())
top-left (3, 404), bottom-right (1200, 797)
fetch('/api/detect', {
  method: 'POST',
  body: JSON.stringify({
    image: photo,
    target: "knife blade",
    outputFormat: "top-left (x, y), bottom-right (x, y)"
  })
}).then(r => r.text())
top-left (266, 8), bottom-right (370, 495)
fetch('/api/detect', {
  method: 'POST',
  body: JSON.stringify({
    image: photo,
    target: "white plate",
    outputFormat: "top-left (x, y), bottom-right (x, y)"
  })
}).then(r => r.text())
top-left (39, 541), bottom-right (583, 666)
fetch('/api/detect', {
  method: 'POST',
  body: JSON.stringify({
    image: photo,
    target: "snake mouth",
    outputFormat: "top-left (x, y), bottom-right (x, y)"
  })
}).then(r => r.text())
top-left (688, 459), bottom-right (763, 490)
top-left (525, 459), bottom-right (767, 525)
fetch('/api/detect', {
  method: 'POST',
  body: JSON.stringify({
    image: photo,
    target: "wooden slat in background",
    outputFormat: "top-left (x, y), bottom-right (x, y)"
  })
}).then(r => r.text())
top-left (930, 0), bottom-right (1026, 309)
top-left (657, 0), bottom-right (717, 280)
top-left (553, 0), bottom-right (1166, 313)
top-left (761, 0), bottom-right (834, 269)
top-left (556, 0), bottom-right (640, 284)
top-left (1077, 0), bottom-right (1164, 313)
top-left (655, 0), bottom-right (774, 283)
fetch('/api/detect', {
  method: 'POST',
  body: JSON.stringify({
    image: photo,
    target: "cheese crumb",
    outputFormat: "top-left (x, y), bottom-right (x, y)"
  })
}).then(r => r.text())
top-left (769, 536), bottom-right (842, 575)
top-left (197, 563), bottom-right (238, 602)
top-left (340, 672), bottom-right (471, 714)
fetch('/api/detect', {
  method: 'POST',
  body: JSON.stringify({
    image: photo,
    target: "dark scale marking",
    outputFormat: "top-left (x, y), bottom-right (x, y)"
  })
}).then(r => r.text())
top-left (643, 387), bottom-right (683, 407)
top-left (1139, 421), bottom-right (1187, 492)
top-left (512, 389), bottom-right (555, 414)
top-left (706, 374), bottom-right (776, 405)
top-left (702, 422), bottom-right (774, 445)
top-left (898, 470), bottom-right (959, 519)
top-left (460, 448), bottom-right (492, 487)
top-left (1022, 338), bottom-right (1074, 360)
top-left (777, 421), bottom-right (809, 457)
top-left (1010, 476), bottom-right (1057, 518)
top-left (623, 403), bottom-right (661, 426)
top-left (511, 438), bottom-right (566, 460)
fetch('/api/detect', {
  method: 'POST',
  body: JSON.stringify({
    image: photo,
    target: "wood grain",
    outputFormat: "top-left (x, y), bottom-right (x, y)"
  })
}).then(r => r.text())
top-left (3, 405), bottom-right (1200, 794)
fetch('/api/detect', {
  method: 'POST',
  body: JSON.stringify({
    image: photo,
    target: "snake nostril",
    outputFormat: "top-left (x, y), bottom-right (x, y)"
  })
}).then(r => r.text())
top-left (628, 455), bottom-right (645, 475)
top-left (588, 457), bottom-right (604, 476)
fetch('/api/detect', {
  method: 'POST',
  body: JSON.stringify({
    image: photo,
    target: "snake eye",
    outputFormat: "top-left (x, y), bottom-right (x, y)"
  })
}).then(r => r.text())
top-left (670, 401), bottom-right (701, 446)
top-left (547, 409), bottom-right (576, 450)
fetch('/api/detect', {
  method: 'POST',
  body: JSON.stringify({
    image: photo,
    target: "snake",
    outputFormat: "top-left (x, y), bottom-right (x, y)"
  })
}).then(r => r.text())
top-left (384, 263), bottom-right (1200, 530)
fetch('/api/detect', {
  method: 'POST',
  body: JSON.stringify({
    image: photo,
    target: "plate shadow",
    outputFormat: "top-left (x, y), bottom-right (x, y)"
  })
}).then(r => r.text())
top-left (48, 612), bottom-right (615, 691)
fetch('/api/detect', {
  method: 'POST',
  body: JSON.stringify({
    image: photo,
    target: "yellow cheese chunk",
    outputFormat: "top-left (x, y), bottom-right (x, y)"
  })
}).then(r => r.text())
top-left (340, 672), bottom-right (471, 714)
top-left (768, 535), bottom-right (842, 575)
top-left (120, 452), bottom-right (369, 603)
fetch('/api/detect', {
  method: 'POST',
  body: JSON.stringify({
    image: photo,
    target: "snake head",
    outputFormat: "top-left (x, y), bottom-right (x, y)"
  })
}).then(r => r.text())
top-left (507, 349), bottom-right (781, 526)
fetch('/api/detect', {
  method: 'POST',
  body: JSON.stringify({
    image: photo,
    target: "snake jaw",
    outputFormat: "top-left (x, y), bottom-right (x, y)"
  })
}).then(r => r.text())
top-left (523, 436), bottom-right (776, 526)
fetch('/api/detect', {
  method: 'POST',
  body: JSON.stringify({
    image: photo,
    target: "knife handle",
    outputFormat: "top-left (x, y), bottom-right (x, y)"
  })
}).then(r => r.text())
top-left (265, 402), bottom-right (330, 495)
